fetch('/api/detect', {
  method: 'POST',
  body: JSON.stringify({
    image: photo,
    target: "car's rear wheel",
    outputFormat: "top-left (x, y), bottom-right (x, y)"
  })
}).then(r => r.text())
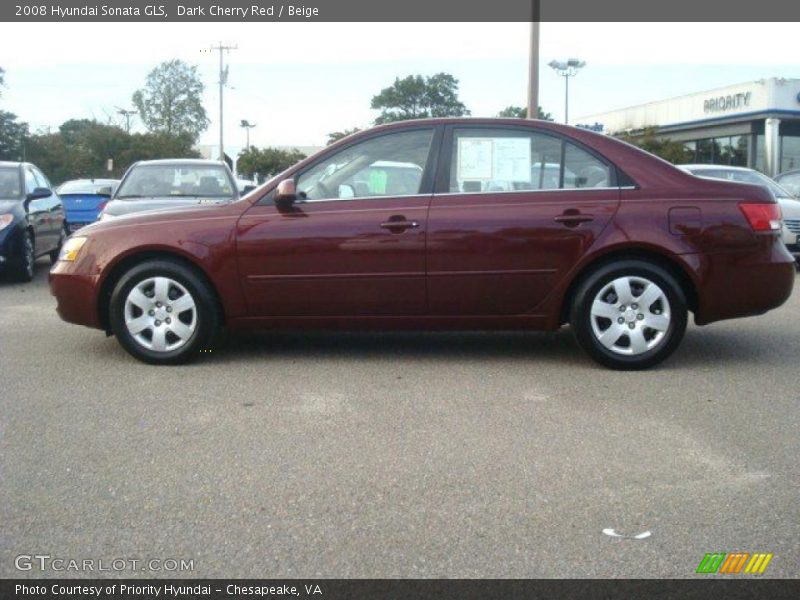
top-left (570, 259), bottom-right (688, 370)
top-left (11, 230), bottom-right (35, 282)
top-left (109, 260), bottom-right (218, 364)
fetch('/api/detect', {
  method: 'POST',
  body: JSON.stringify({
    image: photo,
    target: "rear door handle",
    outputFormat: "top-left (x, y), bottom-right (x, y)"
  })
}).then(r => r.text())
top-left (554, 213), bottom-right (594, 226)
top-left (380, 218), bottom-right (419, 232)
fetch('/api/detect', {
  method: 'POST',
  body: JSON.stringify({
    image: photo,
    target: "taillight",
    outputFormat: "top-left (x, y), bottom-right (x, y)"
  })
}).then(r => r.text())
top-left (739, 202), bottom-right (782, 232)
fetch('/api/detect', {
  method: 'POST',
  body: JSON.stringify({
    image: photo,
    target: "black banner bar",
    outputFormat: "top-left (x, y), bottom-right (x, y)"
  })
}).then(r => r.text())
top-left (3, 0), bottom-right (800, 22)
top-left (2, 579), bottom-right (800, 600)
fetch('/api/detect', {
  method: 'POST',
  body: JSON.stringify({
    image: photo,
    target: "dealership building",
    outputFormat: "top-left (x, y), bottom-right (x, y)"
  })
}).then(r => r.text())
top-left (575, 77), bottom-right (800, 176)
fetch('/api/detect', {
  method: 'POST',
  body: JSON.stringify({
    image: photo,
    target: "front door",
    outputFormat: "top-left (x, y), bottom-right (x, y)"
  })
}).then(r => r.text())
top-left (236, 127), bottom-right (438, 317)
top-left (427, 125), bottom-right (621, 315)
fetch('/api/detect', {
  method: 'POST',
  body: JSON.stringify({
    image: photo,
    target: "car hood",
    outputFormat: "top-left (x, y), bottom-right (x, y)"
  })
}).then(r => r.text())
top-left (0, 199), bottom-right (22, 213)
top-left (777, 197), bottom-right (800, 218)
top-left (103, 197), bottom-right (231, 217)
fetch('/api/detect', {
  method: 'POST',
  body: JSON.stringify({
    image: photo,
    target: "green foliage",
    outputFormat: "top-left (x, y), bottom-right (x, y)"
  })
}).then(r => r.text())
top-left (25, 120), bottom-right (199, 183)
top-left (132, 59), bottom-right (209, 141)
top-left (371, 73), bottom-right (469, 125)
top-left (236, 146), bottom-right (307, 180)
top-left (616, 127), bottom-right (694, 164)
top-left (0, 110), bottom-right (29, 161)
top-left (497, 105), bottom-right (553, 121)
top-left (326, 128), bottom-right (361, 145)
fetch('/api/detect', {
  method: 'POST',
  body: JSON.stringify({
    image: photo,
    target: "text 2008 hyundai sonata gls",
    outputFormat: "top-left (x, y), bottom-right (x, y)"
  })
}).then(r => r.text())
top-left (49, 118), bottom-right (795, 369)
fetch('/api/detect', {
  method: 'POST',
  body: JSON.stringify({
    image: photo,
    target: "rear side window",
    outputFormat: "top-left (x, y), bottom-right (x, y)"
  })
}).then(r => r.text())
top-left (447, 128), bottom-right (613, 193)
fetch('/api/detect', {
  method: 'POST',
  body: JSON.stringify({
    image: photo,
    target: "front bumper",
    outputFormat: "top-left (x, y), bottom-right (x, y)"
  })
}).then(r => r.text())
top-left (49, 261), bottom-right (103, 329)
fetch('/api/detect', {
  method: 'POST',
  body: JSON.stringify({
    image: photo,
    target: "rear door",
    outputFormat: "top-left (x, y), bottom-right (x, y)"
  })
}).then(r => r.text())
top-left (427, 125), bottom-right (621, 315)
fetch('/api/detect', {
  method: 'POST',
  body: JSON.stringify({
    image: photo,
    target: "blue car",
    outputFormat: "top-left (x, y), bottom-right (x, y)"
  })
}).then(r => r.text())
top-left (57, 178), bottom-right (119, 233)
top-left (0, 161), bottom-right (65, 281)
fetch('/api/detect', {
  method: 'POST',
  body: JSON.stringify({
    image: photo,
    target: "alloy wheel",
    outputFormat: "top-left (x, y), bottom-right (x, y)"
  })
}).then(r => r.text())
top-left (589, 276), bottom-right (671, 356)
top-left (124, 276), bottom-right (197, 352)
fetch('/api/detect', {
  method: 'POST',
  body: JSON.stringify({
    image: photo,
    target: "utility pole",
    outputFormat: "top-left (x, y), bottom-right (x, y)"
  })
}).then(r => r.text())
top-left (527, 1), bottom-right (540, 120)
top-left (116, 107), bottom-right (137, 133)
top-left (548, 58), bottom-right (586, 124)
top-left (240, 119), bottom-right (256, 150)
top-left (210, 42), bottom-right (238, 163)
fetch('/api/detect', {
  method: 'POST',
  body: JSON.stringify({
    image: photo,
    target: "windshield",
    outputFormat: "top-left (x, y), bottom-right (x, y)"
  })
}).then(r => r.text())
top-left (116, 165), bottom-right (235, 200)
top-left (690, 168), bottom-right (791, 199)
top-left (0, 167), bottom-right (21, 200)
top-left (57, 180), bottom-right (118, 195)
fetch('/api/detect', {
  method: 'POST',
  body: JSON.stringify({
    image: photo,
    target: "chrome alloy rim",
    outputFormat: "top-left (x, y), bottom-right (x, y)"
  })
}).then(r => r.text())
top-left (589, 276), bottom-right (671, 356)
top-left (124, 277), bottom-right (197, 352)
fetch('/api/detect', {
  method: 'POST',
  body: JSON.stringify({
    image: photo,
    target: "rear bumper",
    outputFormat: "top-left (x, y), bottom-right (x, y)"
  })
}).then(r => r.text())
top-left (694, 237), bottom-right (796, 325)
top-left (49, 263), bottom-right (102, 329)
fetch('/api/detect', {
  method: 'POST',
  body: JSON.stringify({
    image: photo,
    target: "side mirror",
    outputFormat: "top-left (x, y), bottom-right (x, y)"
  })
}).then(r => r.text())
top-left (96, 186), bottom-right (113, 197)
top-left (26, 187), bottom-right (52, 203)
top-left (275, 180), bottom-right (297, 205)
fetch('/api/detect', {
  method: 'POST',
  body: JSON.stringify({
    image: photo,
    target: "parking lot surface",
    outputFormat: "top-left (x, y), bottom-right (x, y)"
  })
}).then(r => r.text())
top-left (1, 262), bottom-right (798, 578)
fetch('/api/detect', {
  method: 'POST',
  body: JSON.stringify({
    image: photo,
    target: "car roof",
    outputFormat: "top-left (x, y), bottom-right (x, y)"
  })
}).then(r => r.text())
top-left (133, 159), bottom-right (228, 167)
top-left (60, 178), bottom-right (119, 184)
top-left (0, 161), bottom-right (23, 168)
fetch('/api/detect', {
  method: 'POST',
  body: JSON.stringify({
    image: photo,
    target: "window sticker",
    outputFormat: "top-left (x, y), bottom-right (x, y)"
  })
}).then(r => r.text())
top-left (457, 137), bottom-right (532, 183)
top-left (457, 138), bottom-right (494, 180)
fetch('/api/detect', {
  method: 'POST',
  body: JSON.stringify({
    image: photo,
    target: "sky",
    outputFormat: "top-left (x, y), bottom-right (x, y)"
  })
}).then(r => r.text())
top-left (0, 22), bottom-right (798, 154)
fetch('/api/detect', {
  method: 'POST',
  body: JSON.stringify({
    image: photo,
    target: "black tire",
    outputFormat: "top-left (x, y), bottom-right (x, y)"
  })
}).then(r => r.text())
top-left (109, 259), bottom-right (219, 365)
top-left (11, 229), bottom-right (35, 282)
top-left (50, 224), bottom-right (66, 264)
top-left (569, 259), bottom-right (688, 370)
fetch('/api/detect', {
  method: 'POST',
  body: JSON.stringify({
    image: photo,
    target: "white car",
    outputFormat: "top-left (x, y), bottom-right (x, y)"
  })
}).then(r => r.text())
top-left (679, 164), bottom-right (800, 265)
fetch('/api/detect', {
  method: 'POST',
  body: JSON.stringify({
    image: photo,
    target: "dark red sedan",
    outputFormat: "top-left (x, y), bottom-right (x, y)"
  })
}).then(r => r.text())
top-left (50, 118), bottom-right (795, 369)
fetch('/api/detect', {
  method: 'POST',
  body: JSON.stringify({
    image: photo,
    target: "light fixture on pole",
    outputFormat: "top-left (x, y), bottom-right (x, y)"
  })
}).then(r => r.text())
top-left (240, 120), bottom-right (256, 150)
top-left (548, 58), bottom-right (586, 124)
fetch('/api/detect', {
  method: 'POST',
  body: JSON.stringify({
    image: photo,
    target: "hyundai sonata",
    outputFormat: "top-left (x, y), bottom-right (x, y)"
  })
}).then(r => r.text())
top-left (50, 119), bottom-right (795, 369)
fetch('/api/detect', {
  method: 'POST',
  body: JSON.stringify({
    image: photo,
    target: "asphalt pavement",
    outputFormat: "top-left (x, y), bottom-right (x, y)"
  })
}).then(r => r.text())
top-left (1, 260), bottom-right (798, 578)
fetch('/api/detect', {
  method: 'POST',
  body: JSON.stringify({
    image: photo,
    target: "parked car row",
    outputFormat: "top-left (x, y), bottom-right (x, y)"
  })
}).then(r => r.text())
top-left (48, 118), bottom-right (796, 370)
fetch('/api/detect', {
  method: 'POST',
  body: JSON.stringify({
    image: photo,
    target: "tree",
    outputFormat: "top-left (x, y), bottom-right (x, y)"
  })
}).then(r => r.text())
top-left (326, 128), bottom-right (361, 145)
top-left (371, 73), bottom-right (469, 124)
top-left (497, 105), bottom-right (553, 121)
top-left (0, 66), bottom-right (5, 96)
top-left (236, 146), bottom-right (307, 180)
top-left (616, 127), bottom-right (693, 164)
top-left (0, 110), bottom-right (28, 161)
top-left (132, 60), bottom-right (209, 141)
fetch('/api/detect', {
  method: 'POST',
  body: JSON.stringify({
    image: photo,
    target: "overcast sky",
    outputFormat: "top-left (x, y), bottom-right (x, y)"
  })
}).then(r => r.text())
top-left (0, 22), bottom-right (797, 152)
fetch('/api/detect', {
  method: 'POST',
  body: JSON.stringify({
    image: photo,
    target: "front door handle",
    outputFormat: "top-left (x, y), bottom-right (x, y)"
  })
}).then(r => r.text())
top-left (380, 216), bottom-right (419, 233)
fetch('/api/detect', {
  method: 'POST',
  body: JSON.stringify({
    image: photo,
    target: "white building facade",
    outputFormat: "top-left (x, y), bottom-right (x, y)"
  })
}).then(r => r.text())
top-left (575, 77), bottom-right (800, 176)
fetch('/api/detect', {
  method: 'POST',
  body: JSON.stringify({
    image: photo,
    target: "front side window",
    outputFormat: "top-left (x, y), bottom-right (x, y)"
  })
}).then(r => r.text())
top-left (448, 128), bottom-right (612, 194)
top-left (24, 168), bottom-right (37, 194)
top-left (296, 129), bottom-right (434, 202)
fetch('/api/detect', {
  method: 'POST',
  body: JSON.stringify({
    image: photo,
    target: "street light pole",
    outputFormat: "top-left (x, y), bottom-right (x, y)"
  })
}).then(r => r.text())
top-left (527, 1), bottom-right (540, 120)
top-left (548, 58), bottom-right (586, 124)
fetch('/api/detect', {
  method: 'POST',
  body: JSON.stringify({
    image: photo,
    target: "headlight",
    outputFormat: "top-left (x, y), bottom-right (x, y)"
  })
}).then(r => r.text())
top-left (58, 236), bottom-right (88, 261)
top-left (0, 214), bottom-right (13, 232)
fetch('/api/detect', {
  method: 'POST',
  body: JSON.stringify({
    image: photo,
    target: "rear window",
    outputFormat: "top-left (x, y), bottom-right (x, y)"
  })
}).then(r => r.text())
top-left (58, 180), bottom-right (118, 195)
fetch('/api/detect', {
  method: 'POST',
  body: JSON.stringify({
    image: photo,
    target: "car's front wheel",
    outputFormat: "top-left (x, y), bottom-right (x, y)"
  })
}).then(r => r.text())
top-left (570, 259), bottom-right (688, 370)
top-left (11, 229), bottom-right (35, 282)
top-left (109, 260), bottom-right (219, 364)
